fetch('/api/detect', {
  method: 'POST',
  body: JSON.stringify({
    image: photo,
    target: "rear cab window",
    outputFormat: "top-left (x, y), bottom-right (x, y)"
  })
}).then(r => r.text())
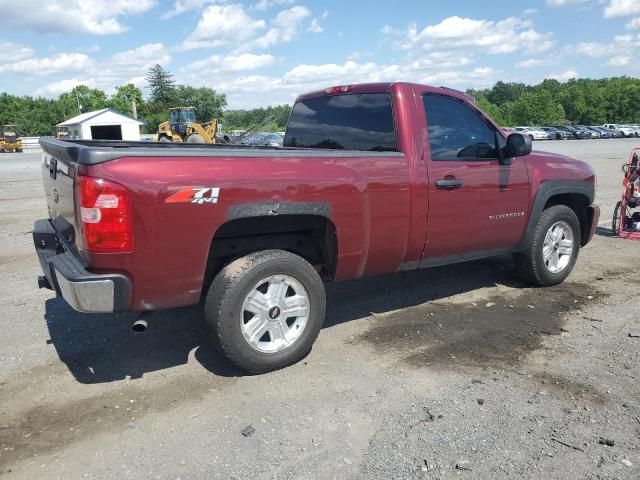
top-left (284, 93), bottom-right (397, 151)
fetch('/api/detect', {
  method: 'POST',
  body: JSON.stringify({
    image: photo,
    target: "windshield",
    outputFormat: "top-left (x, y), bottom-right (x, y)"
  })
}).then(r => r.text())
top-left (170, 109), bottom-right (197, 124)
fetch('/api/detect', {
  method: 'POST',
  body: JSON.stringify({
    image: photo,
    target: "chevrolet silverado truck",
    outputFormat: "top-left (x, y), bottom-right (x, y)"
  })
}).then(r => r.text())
top-left (34, 82), bottom-right (600, 373)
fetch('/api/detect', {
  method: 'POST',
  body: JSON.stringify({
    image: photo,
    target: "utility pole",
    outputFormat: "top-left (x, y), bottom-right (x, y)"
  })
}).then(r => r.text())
top-left (131, 99), bottom-right (138, 119)
top-left (75, 93), bottom-right (82, 113)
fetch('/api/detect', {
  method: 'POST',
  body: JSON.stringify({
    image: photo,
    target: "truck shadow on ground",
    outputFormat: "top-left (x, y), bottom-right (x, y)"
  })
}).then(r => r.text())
top-left (44, 256), bottom-right (524, 384)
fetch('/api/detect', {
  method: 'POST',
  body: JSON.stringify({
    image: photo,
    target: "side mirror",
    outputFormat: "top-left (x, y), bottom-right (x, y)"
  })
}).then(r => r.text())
top-left (503, 133), bottom-right (532, 159)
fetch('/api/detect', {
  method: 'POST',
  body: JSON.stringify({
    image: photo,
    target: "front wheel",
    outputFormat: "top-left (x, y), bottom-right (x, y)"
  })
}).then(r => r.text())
top-left (514, 205), bottom-right (581, 286)
top-left (186, 134), bottom-right (205, 143)
top-left (204, 250), bottom-right (326, 373)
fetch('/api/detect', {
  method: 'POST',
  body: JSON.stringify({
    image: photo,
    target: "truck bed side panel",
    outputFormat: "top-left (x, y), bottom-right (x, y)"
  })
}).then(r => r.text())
top-left (85, 152), bottom-right (412, 310)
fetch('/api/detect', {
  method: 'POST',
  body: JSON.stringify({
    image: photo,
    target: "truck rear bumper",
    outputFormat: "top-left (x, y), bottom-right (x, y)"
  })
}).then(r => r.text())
top-left (33, 219), bottom-right (130, 313)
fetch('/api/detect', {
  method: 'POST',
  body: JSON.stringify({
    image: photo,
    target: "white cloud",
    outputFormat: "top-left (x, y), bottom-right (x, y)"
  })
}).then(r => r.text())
top-left (604, 0), bottom-right (640, 17)
top-left (161, 0), bottom-right (218, 19)
top-left (573, 33), bottom-right (640, 65)
top-left (102, 43), bottom-right (171, 77)
top-left (626, 17), bottom-right (640, 27)
top-left (574, 41), bottom-right (608, 57)
top-left (309, 9), bottom-right (330, 31)
top-left (608, 55), bottom-right (632, 65)
top-left (546, 0), bottom-right (591, 6)
top-left (397, 15), bottom-right (555, 55)
top-left (31, 43), bottom-right (171, 97)
top-left (254, 0), bottom-right (294, 11)
top-left (182, 4), bottom-right (266, 50)
top-left (195, 57), bottom-right (498, 109)
top-left (550, 69), bottom-right (578, 81)
top-left (0, 0), bottom-right (155, 35)
top-left (0, 53), bottom-right (93, 75)
top-left (308, 19), bottom-right (324, 33)
top-left (255, 6), bottom-right (311, 48)
top-left (0, 40), bottom-right (34, 61)
top-left (381, 25), bottom-right (395, 34)
top-left (516, 58), bottom-right (548, 68)
top-left (34, 78), bottom-right (97, 97)
top-left (183, 53), bottom-right (276, 72)
top-left (284, 60), bottom-right (377, 83)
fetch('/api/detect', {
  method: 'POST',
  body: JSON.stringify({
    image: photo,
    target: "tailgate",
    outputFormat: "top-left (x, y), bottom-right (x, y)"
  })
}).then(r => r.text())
top-left (40, 139), bottom-right (82, 252)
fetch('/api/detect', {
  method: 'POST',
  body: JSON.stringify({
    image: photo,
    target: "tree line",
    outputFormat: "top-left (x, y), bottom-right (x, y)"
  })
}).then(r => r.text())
top-left (3, 66), bottom-right (640, 136)
top-left (470, 76), bottom-right (640, 127)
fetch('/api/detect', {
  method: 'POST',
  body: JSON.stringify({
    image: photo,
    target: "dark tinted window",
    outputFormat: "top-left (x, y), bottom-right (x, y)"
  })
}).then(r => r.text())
top-left (284, 93), bottom-right (396, 151)
top-left (423, 94), bottom-right (498, 161)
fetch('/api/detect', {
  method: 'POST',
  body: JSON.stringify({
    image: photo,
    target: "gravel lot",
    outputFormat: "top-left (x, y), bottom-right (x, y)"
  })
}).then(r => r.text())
top-left (1, 140), bottom-right (639, 480)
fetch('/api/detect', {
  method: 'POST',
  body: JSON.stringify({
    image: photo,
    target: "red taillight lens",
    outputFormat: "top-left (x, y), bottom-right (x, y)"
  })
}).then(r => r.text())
top-left (76, 176), bottom-right (133, 252)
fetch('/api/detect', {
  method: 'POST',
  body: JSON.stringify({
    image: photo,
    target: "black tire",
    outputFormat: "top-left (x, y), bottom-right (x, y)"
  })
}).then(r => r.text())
top-left (514, 205), bottom-right (581, 286)
top-left (204, 249), bottom-right (326, 373)
top-left (612, 201), bottom-right (622, 236)
top-left (159, 136), bottom-right (172, 142)
top-left (186, 134), bottom-right (205, 143)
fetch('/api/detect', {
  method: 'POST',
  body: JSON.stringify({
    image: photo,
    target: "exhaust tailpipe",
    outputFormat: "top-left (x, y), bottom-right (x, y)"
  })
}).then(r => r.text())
top-left (132, 318), bottom-right (148, 333)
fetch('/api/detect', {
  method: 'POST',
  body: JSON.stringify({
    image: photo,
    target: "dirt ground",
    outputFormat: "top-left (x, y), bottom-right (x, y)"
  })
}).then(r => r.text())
top-left (0, 140), bottom-right (639, 480)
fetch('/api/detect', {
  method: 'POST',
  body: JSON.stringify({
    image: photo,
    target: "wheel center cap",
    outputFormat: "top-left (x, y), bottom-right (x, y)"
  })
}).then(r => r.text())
top-left (268, 306), bottom-right (281, 320)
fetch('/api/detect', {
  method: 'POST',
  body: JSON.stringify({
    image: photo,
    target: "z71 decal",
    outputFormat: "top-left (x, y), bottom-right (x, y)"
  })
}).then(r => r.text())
top-left (166, 187), bottom-right (220, 204)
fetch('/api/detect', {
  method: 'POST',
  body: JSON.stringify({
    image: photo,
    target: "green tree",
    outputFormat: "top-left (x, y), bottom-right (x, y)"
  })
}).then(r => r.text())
top-left (110, 84), bottom-right (144, 117)
top-left (506, 90), bottom-right (566, 126)
top-left (58, 85), bottom-right (108, 118)
top-left (486, 81), bottom-right (529, 106)
top-left (174, 85), bottom-right (227, 122)
top-left (475, 95), bottom-right (509, 126)
top-left (146, 64), bottom-right (176, 104)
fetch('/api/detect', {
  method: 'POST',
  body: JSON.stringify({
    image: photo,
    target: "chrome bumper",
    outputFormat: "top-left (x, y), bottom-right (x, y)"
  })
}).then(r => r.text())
top-left (33, 219), bottom-right (130, 313)
top-left (54, 273), bottom-right (117, 313)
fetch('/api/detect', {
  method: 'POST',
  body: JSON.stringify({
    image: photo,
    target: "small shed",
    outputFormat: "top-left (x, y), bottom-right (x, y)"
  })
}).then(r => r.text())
top-left (58, 108), bottom-right (144, 141)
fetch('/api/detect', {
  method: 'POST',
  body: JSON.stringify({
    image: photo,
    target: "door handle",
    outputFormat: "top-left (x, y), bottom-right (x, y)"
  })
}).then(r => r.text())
top-left (435, 178), bottom-right (463, 190)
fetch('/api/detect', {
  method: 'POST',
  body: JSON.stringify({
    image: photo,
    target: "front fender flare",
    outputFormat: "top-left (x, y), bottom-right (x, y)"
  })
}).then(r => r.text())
top-left (517, 180), bottom-right (595, 251)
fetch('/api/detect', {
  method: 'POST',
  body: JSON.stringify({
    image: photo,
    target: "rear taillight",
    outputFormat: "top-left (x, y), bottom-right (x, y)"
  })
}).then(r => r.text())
top-left (76, 175), bottom-right (133, 253)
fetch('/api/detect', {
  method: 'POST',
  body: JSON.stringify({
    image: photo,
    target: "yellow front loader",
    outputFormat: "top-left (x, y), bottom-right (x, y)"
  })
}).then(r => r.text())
top-left (157, 107), bottom-right (221, 143)
top-left (0, 125), bottom-right (22, 153)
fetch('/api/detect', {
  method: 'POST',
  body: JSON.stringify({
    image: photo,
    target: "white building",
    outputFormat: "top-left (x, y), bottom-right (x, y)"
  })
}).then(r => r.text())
top-left (58, 108), bottom-right (144, 141)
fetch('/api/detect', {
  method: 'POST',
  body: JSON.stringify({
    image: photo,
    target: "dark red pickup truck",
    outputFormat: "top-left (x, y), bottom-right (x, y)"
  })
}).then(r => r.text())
top-left (34, 82), bottom-right (599, 373)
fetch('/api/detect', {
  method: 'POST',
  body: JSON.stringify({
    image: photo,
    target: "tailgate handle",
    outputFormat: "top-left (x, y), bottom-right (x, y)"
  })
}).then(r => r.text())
top-left (435, 178), bottom-right (463, 190)
top-left (49, 158), bottom-right (57, 180)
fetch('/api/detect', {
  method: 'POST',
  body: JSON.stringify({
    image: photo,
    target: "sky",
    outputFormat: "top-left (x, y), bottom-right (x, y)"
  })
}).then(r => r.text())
top-left (1, 0), bottom-right (640, 109)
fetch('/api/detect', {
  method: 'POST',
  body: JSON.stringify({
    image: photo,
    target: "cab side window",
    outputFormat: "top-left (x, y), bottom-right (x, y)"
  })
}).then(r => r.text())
top-left (423, 94), bottom-right (499, 161)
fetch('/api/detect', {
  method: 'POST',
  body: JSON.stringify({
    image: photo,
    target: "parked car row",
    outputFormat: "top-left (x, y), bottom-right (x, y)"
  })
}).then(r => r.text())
top-left (503, 124), bottom-right (640, 140)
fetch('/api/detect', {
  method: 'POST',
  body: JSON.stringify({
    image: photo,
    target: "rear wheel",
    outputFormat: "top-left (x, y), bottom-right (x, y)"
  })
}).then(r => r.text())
top-left (612, 201), bottom-right (622, 236)
top-left (204, 250), bottom-right (326, 373)
top-left (159, 136), bottom-right (172, 142)
top-left (514, 205), bottom-right (580, 286)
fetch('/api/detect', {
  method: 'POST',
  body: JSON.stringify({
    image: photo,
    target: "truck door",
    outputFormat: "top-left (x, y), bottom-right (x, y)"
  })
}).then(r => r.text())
top-left (420, 93), bottom-right (530, 262)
